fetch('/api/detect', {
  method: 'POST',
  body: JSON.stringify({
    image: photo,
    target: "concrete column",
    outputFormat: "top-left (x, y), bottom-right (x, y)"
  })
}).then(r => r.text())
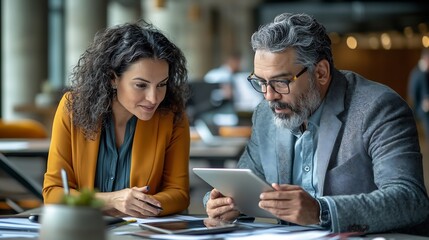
top-left (228, 5), bottom-right (256, 71)
top-left (108, 0), bottom-right (141, 27)
top-left (49, 0), bottom-right (65, 90)
top-left (1, 0), bottom-right (48, 120)
top-left (184, 2), bottom-right (212, 80)
top-left (212, 1), bottom-right (259, 72)
top-left (141, 0), bottom-right (184, 41)
top-left (141, 0), bottom-right (211, 81)
top-left (65, 0), bottom-right (107, 85)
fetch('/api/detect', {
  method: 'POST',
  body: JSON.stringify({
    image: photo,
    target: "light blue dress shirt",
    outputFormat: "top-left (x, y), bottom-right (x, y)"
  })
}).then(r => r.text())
top-left (291, 101), bottom-right (325, 198)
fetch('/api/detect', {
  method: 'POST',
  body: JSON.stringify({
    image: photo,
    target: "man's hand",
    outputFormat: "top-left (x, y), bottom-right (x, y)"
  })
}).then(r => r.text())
top-left (206, 189), bottom-right (240, 222)
top-left (259, 183), bottom-right (320, 225)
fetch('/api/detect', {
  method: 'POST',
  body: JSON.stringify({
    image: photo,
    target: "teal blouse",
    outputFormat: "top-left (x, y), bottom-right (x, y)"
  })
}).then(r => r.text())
top-left (94, 116), bottom-right (137, 192)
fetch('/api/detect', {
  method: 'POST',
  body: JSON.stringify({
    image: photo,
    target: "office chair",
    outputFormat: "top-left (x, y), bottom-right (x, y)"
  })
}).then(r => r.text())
top-left (0, 119), bottom-right (48, 139)
top-left (186, 81), bottom-right (224, 125)
top-left (0, 152), bottom-right (43, 213)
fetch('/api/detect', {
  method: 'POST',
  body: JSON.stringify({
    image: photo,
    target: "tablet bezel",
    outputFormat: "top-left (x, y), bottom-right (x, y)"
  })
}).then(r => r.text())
top-left (192, 168), bottom-right (276, 218)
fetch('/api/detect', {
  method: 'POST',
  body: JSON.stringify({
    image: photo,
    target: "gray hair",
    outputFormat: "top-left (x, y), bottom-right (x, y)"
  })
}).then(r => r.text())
top-left (250, 13), bottom-right (334, 72)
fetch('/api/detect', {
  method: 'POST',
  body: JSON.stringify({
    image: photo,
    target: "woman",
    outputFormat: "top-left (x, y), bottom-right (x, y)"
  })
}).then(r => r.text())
top-left (43, 21), bottom-right (191, 217)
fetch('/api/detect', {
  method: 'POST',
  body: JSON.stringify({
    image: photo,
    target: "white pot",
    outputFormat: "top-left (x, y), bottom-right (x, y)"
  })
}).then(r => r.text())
top-left (39, 204), bottom-right (106, 240)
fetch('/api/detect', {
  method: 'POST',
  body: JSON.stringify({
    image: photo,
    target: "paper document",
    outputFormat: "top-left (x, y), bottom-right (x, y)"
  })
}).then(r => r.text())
top-left (0, 214), bottom-right (200, 233)
top-left (0, 230), bottom-right (38, 239)
top-left (225, 229), bottom-right (329, 240)
top-left (0, 218), bottom-right (40, 232)
top-left (121, 214), bottom-right (202, 227)
top-left (128, 228), bottom-right (329, 240)
top-left (123, 218), bottom-right (329, 240)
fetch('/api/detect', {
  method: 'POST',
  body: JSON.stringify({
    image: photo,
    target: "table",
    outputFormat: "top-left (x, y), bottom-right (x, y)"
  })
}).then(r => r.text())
top-left (190, 139), bottom-right (247, 167)
top-left (0, 138), bottom-right (247, 167)
top-left (0, 139), bottom-right (51, 158)
top-left (2, 209), bottom-right (428, 240)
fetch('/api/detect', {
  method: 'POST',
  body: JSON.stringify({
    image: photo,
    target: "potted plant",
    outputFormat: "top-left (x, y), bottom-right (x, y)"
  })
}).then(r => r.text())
top-left (40, 189), bottom-right (106, 240)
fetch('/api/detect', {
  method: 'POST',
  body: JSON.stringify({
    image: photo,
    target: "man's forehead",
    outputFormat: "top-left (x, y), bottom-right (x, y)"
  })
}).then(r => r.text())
top-left (255, 49), bottom-right (296, 61)
top-left (254, 49), bottom-right (297, 71)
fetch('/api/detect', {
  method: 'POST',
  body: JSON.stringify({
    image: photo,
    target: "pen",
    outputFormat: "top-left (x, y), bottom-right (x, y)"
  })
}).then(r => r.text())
top-left (108, 219), bottom-right (137, 230)
top-left (61, 168), bottom-right (70, 195)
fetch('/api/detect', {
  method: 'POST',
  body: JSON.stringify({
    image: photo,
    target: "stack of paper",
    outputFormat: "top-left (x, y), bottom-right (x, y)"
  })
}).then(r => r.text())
top-left (0, 217), bottom-right (39, 239)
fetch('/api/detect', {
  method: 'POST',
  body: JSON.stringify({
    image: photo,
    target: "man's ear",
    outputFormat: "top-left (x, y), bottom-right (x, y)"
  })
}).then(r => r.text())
top-left (315, 59), bottom-right (330, 86)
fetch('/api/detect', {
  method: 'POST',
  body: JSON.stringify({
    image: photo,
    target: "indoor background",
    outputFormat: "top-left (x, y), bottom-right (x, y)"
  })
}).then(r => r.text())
top-left (1, 0), bottom-right (429, 214)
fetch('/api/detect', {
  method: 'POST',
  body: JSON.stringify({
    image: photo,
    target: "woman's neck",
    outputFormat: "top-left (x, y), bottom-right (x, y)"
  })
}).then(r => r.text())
top-left (111, 100), bottom-right (133, 128)
top-left (111, 100), bottom-right (133, 148)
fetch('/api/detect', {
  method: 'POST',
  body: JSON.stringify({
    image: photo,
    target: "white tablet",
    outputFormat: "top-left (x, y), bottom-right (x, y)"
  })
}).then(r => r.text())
top-left (193, 168), bottom-right (276, 218)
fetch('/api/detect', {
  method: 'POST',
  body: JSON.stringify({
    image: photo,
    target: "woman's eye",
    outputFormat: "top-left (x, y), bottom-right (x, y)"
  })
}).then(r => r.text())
top-left (158, 82), bottom-right (168, 88)
top-left (136, 83), bottom-right (147, 89)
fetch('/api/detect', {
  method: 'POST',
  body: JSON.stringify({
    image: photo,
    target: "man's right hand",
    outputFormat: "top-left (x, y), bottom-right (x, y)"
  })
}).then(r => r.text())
top-left (206, 188), bottom-right (240, 222)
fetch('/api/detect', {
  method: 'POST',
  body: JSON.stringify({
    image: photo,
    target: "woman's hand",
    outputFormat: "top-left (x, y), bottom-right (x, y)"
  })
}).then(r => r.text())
top-left (96, 186), bottom-right (163, 218)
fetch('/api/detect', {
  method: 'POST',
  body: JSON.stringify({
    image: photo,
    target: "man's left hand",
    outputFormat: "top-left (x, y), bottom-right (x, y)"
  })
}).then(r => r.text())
top-left (259, 183), bottom-right (320, 225)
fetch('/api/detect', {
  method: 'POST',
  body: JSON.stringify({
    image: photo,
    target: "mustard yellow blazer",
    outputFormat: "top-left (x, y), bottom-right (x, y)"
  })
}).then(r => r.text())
top-left (43, 94), bottom-right (190, 215)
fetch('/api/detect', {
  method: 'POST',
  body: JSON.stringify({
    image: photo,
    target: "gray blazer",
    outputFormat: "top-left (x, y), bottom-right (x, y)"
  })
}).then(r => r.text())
top-left (237, 69), bottom-right (429, 234)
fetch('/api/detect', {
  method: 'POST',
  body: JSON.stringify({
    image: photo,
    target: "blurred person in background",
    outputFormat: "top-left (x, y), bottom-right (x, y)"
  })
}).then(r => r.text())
top-left (43, 21), bottom-right (191, 218)
top-left (204, 51), bottom-right (242, 104)
top-left (202, 52), bottom-right (263, 126)
top-left (408, 48), bottom-right (429, 144)
top-left (200, 52), bottom-right (242, 127)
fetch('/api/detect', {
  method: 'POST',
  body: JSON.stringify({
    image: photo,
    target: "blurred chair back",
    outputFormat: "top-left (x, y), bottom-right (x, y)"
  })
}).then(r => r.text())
top-left (186, 81), bottom-right (222, 125)
top-left (0, 119), bottom-right (48, 138)
top-left (0, 152), bottom-right (43, 213)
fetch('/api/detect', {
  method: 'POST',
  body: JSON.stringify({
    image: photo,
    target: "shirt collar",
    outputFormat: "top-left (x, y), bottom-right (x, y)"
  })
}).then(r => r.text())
top-left (290, 99), bottom-right (325, 136)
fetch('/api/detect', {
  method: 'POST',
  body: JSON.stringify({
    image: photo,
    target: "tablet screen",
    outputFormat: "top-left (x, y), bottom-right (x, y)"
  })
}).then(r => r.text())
top-left (139, 219), bottom-right (239, 235)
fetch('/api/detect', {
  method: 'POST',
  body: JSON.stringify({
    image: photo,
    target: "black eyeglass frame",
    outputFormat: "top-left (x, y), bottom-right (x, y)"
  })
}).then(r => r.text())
top-left (247, 67), bottom-right (308, 94)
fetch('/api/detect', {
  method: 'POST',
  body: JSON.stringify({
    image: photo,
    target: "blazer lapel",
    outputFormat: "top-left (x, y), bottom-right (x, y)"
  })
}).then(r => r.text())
top-left (316, 70), bottom-right (346, 194)
top-left (130, 113), bottom-right (159, 187)
top-left (78, 131), bottom-right (101, 188)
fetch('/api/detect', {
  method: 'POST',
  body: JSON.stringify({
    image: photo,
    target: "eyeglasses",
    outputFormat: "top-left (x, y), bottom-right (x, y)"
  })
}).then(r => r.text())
top-left (247, 67), bottom-right (308, 94)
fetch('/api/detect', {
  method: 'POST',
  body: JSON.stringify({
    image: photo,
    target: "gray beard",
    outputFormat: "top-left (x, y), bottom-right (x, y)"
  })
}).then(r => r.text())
top-left (274, 113), bottom-right (303, 129)
top-left (271, 79), bottom-right (322, 130)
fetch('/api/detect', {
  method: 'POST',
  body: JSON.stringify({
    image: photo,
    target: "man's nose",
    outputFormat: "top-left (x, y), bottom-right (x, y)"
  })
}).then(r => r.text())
top-left (264, 85), bottom-right (280, 101)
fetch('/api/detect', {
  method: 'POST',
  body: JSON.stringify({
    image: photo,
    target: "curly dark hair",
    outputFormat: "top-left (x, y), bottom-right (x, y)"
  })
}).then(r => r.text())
top-left (66, 20), bottom-right (189, 139)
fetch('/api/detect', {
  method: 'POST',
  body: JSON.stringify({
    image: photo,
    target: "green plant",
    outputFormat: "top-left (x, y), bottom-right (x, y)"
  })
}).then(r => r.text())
top-left (61, 188), bottom-right (104, 208)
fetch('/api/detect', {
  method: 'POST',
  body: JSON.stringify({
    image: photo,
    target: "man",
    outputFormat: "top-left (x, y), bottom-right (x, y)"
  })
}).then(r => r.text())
top-left (408, 49), bottom-right (429, 145)
top-left (204, 51), bottom-right (242, 102)
top-left (204, 13), bottom-right (429, 235)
